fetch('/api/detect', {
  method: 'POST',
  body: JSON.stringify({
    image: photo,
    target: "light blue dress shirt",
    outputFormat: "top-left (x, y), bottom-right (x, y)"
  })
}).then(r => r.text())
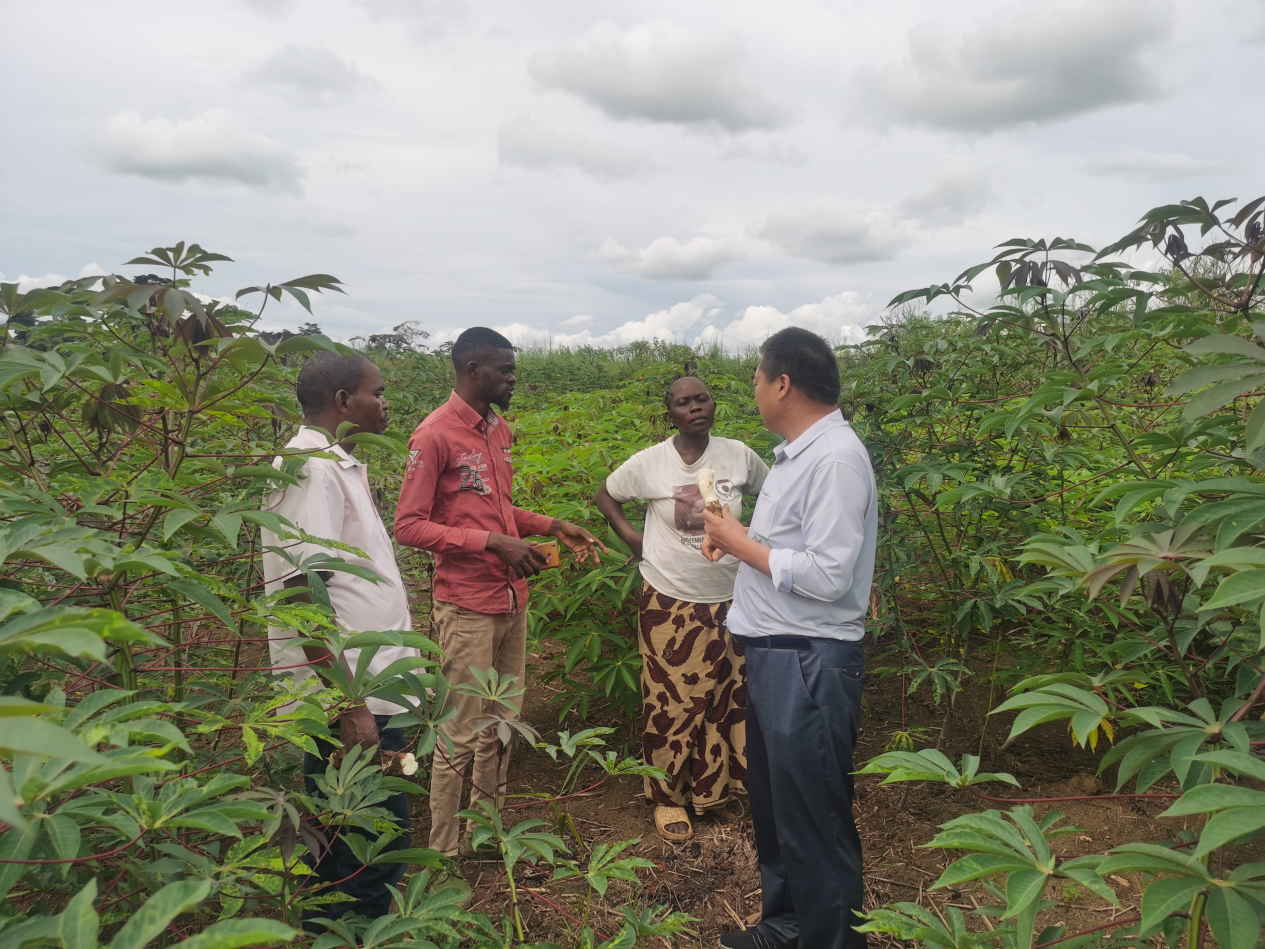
top-left (728, 410), bottom-right (877, 642)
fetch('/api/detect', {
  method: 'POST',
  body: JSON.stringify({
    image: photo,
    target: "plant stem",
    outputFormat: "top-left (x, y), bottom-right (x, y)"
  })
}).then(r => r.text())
top-left (505, 860), bottom-right (524, 941)
top-left (170, 598), bottom-right (184, 703)
top-left (1188, 890), bottom-right (1207, 949)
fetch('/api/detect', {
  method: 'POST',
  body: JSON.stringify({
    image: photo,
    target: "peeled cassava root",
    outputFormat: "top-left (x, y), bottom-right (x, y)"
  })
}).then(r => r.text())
top-left (697, 468), bottom-right (724, 515)
top-left (380, 749), bottom-right (419, 776)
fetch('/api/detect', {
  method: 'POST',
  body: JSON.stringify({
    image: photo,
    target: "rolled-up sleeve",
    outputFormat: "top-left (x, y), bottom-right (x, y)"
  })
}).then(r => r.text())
top-left (767, 461), bottom-right (870, 601)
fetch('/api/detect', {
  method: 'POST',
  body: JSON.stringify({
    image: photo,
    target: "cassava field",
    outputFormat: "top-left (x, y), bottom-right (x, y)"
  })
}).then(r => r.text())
top-left (4, 195), bottom-right (1265, 949)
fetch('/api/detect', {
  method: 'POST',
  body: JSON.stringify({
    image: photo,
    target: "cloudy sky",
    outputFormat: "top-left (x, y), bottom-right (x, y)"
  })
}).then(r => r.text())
top-left (1, 0), bottom-right (1260, 350)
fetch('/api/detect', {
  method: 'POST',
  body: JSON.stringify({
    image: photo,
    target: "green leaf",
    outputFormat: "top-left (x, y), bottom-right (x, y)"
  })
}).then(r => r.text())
top-left (1183, 375), bottom-right (1265, 421)
top-left (1140, 877), bottom-right (1207, 935)
top-left (1162, 783), bottom-right (1265, 817)
top-left (1002, 868), bottom-right (1049, 919)
top-left (163, 508), bottom-right (202, 541)
top-left (1194, 750), bottom-right (1265, 783)
top-left (0, 717), bottom-right (101, 762)
top-left (165, 579), bottom-right (235, 628)
top-left (1204, 885), bottom-right (1262, 949)
top-left (0, 696), bottom-right (58, 717)
top-left (1202, 569), bottom-right (1265, 610)
top-left (42, 814), bottom-right (82, 861)
top-left (176, 919), bottom-right (299, 949)
top-left (0, 821), bottom-right (39, 898)
top-left (935, 854), bottom-right (1034, 887)
top-left (108, 880), bottom-right (210, 949)
top-left (1194, 807), bottom-right (1265, 856)
top-left (369, 847), bottom-right (445, 866)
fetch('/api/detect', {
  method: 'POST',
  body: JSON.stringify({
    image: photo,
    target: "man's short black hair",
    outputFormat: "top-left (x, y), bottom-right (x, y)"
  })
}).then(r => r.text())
top-left (295, 352), bottom-right (376, 414)
top-left (759, 327), bottom-right (841, 406)
top-left (452, 327), bottom-right (514, 372)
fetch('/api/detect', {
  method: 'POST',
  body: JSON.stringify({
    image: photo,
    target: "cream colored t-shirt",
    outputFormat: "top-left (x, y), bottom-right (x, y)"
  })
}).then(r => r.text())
top-left (605, 435), bottom-right (769, 604)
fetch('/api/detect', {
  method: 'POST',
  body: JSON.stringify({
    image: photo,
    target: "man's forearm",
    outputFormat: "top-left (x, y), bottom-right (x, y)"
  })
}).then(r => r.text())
top-left (726, 533), bottom-right (773, 577)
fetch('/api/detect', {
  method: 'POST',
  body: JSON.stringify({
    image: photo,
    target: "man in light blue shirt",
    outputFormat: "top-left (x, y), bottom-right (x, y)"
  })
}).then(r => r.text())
top-left (703, 327), bottom-right (876, 949)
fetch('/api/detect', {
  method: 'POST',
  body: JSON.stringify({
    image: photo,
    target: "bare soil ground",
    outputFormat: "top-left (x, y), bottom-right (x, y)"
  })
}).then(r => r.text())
top-left (402, 633), bottom-right (1222, 948)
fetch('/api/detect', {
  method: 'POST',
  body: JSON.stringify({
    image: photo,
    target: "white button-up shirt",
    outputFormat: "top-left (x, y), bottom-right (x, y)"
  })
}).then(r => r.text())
top-left (262, 426), bottom-right (417, 714)
top-left (728, 410), bottom-right (877, 642)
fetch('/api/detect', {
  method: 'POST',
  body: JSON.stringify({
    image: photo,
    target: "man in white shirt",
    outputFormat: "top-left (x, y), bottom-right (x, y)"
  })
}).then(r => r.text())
top-left (703, 328), bottom-right (876, 949)
top-left (261, 351), bottom-right (422, 924)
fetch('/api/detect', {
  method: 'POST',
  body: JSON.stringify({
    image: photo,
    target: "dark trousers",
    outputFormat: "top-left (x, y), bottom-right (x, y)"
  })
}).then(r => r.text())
top-left (302, 716), bottom-right (411, 922)
top-left (745, 637), bottom-right (866, 949)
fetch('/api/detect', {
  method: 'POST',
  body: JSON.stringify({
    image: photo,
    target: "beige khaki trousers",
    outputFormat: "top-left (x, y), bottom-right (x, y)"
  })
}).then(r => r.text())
top-left (428, 599), bottom-right (527, 855)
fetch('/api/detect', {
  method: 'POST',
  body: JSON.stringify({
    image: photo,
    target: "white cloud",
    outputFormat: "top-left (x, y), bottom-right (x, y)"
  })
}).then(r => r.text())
top-left (528, 19), bottom-right (789, 133)
top-left (0, 263), bottom-right (106, 293)
top-left (97, 109), bottom-right (303, 191)
top-left (558, 313), bottom-right (592, 329)
top-left (245, 45), bottom-right (379, 107)
top-left (760, 200), bottom-right (901, 264)
top-left (855, 0), bottom-right (1171, 132)
top-left (720, 139), bottom-right (808, 165)
top-left (434, 294), bottom-right (723, 350)
top-left (354, 0), bottom-right (472, 41)
top-left (897, 168), bottom-right (991, 227)
top-left (239, 0), bottom-right (295, 18)
top-left (697, 291), bottom-right (873, 351)
top-left (430, 292), bottom-right (872, 355)
top-left (597, 235), bottom-right (744, 280)
top-left (1085, 147), bottom-right (1229, 182)
top-left (497, 115), bottom-right (653, 180)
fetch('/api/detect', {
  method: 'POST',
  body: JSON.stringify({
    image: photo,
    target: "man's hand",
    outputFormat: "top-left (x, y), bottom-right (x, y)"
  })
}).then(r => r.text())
top-left (487, 532), bottom-right (550, 577)
top-left (550, 519), bottom-right (611, 564)
top-left (701, 507), bottom-right (750, 562)
top-left (338, 702), bottom-right (380, 764)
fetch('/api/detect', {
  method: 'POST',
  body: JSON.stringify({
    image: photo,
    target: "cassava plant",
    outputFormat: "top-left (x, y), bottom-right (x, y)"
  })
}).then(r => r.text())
top-left (0, 245), bottom-right (684, 949)
top-left (857, 196), bottom-right (1265, 948)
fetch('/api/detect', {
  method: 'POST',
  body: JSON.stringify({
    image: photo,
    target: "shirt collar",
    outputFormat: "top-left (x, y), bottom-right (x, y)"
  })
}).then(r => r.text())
top-left (290, 425), bottom-right (363, 469)
top-left (447, 389), bottom-right (499, 429)
top-left (773, 409), bottom-right (846, 461)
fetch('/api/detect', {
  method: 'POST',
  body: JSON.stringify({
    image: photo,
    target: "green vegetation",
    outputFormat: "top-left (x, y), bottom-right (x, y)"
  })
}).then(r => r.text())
top-left (4, 193), bottom-right (1265, 948)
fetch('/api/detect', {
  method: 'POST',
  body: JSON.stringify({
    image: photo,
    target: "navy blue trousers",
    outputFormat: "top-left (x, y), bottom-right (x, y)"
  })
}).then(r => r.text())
top-left (744, 637), bottom-right (866, 949)
top-left (303, 716), bottom-right (411, 922)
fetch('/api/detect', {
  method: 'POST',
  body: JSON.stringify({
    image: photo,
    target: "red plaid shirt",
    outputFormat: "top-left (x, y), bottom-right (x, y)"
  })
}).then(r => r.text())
top-left (395, 390), bottom-right (554, 614)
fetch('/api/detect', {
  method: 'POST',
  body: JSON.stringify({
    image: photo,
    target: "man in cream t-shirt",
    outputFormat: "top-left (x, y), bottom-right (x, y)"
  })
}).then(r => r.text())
top-left (597, 376), bottom-right (768, 839)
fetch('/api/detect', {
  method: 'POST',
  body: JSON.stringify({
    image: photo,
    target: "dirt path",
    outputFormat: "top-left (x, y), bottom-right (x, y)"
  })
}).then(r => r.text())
top-left (401, 634), bottom-right (1204, 947)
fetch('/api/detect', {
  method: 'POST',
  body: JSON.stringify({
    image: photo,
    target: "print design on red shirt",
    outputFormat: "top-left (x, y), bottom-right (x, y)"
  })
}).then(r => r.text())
top-left (455, 450), bottom-right (492, 495)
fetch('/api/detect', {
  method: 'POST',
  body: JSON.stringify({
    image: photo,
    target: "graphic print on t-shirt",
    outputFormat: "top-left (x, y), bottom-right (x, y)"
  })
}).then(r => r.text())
top-left (454, 450), bottom-right (492, 495)
top-left (672, 478), bottom-right (734, 551)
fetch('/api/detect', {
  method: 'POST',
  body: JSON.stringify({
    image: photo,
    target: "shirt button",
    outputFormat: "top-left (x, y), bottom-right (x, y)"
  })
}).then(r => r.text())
top-left (662, 647), bottom-right (674, 659)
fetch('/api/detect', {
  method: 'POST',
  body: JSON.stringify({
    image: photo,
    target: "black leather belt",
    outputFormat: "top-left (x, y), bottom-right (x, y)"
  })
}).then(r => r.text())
top-left (740, 635), bottom-right (812, 649)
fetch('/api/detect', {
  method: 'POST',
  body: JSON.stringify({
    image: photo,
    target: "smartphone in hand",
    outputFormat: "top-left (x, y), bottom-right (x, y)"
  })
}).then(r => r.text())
top-left (530, 540), bottom-right (561, 569)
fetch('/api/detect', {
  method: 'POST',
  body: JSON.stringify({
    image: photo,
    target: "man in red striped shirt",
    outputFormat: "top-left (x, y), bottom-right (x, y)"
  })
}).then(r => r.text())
top-left (395, 327), bottom-right (606, 857)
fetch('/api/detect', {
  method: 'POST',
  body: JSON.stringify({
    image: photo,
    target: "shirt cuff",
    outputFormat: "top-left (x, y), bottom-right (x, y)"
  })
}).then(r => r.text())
top-left (466, 529), bottom-right (490, 551)
top-left (522, 512), bottom-right (556, 537)
top-left (768, 548), bottom-right (795, 593)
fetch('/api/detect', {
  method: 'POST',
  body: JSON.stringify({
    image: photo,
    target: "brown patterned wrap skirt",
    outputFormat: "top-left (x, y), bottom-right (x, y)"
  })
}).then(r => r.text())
top-left (638, 582), bottom-right (748, 814)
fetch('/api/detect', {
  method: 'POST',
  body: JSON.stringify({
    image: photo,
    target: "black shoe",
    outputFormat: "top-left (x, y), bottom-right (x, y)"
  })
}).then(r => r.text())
top-left (719, 932), bottom-right (763, 949)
